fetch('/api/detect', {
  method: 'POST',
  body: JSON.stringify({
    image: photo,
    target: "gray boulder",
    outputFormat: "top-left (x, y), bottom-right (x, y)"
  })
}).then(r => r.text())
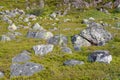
top-left (11, 62), bottom-right (44, 77)
top-left (61, 47), bottom-right (72, 54)
top-left (63, 59), bottom-right (84, 66)
top-left (71, 35), bottom-right (91, 47)
top-left (33, 44), bottom-right (54, 55)
top-left (88, 50), bottom-right (112, 63)
top-left (47, 34), bottom-right (68, 46)
top-left (0, 71), bottom-right (4, 78)
top-left (80, 26), bottom-right (112, 46)
top-left (12, 50), bottom-right (31, 63)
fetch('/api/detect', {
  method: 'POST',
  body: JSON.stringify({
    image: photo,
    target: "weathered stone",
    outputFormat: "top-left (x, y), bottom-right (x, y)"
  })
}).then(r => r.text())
top-left (8, 23), bottom-right (17, 31)
top-left (33, 44), bottom-right (54, 55)
top-left (0, 72), bottom-right (4, 78)
top-left (27, 30), bottom-right (53, 40)
top-left (71, 35), bottom-right (91, 50)
top-left (12, 51), bottom-right (31, 63)
top-left (61, 47), bottom-right (72, 54)
top-left (32, 23), bottom-right (44, 31)
top-left (1, 35), bottom-right (11, 41)
top-left (50, 12), bottom-right (57, 19)
top-left (80, 26), bottom-right (112, 46)
top-left (63, 59), bottom-right (84, 66)
top-left (11, 62), bottom-right (44, 77)
top-left (88, 50), bottom-right (112, 63)
top-left (48, 34), bottom-right (68, 46)
top-left (104, 2), bottom-right (113, 9)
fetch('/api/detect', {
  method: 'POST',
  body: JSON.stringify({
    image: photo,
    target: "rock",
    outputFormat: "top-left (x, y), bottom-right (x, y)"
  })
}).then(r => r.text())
top-left (114, 0), bottom-right (120, 8)
top-left (89, 17), bottom-right (95, 21)
top-left (27, 31), bottom-right (53, 40)
top-left (11, 62), bottom-right (44, 77)
top-left (63, 59), bottom-right (84, 66)
top-left (80, 26), bottom-right (112, 46)
top-left (103, 2), bottom-right (113, 9)
top-left (32, 23), bottom-right (44, 31)
top-left (33, 44), bottom-right (54, 55)
top-left (82, 19), bottom-right (89, 24)
top-left (8, 23), bottom-right (17, 31)
top-left (0, 71), bottom-right (4, 78)
top-left (88, 50), bottom-right (112, 63)
top-left (50, 12), bottom-right (57, 19)
top-left (24, 18), bottom-right (29, 22)
top-left (12, 51), bottom-right (31, 63)
top-left (71, 35), bottom-right (91, 50)
top-left (61, 47), bottom-right (72, 54)
top-left (47, 34), bottom-right (68, 46)
top-left (1, 35), bottom-right (11, 41)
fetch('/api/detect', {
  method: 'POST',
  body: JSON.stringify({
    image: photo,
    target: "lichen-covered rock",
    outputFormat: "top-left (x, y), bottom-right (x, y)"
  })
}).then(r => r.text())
top-left (80, 26), bottom-right (112, 46)
top-left (47, 34), bottom-right (68, 46)
top-left (32, 23), bottom-right (44, 31)
top-left (8, 23), bottom-right (17, 31)
top-left (71, 35), bottom-right (91, 47)
top-left (88, 50), bottom-right (112, 63)
top-left (12, 50), bottom-right (31, 63)
top-left (63, 59), bottom-right (84, 66)
top-left (11, 62), bottom-right (44, 77)
top-left (27, 31), bottom-right (53, 40)
top-left (33, 44), bottom-right (54, 55)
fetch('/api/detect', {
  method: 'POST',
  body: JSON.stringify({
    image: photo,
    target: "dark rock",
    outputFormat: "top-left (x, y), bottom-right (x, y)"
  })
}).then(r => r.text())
top-left (88, 50), bottom-right (112, 63)
top-left (63, 59), bottom-right (84, 66)
top-left (11, 62), bottom-right (44, 77)
top-left (33, 44), bottom-right (54, 55)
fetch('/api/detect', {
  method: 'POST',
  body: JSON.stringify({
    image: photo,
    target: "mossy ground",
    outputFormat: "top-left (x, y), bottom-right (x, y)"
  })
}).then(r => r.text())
top-left (0, 0), bottom-right (120, 80)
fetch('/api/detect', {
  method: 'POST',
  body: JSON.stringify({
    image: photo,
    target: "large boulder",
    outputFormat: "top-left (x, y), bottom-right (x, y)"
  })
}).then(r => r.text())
top-left (63, 59), bottom-right (84, 66)
top-left (33, 44), bottom-right (54, 55)
top-left (80, 26), bottom-right (112, 46)
top-left (11, 62), bottom-right (44, 77)
top-left (88, 50), bottom-right (112, 63)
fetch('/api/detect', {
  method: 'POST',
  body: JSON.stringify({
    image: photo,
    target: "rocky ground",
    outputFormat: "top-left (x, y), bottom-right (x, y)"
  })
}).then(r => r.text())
top-left (0, 0), bottom-right (120, 80)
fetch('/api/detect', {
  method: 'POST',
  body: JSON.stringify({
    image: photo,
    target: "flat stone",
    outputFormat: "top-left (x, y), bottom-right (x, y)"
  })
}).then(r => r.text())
top-left (33, 44), bottom-right (54, 55)
top-left (63, 59), bottom-right (84, 66)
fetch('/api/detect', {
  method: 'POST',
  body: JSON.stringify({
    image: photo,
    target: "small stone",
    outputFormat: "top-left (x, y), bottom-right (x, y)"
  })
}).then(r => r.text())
top-left (32, 23), bottom-right (44, 31)
top-left (33, 44), bottom-right (54, 56)
top-left (0, 71), bottom-right (4, 78)
top-left (61, 47), bottom-right (72, 54)
top-left (63, 59), bottom-right (84, 66)
top-left (8, 23), bottom-right (17, 31)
